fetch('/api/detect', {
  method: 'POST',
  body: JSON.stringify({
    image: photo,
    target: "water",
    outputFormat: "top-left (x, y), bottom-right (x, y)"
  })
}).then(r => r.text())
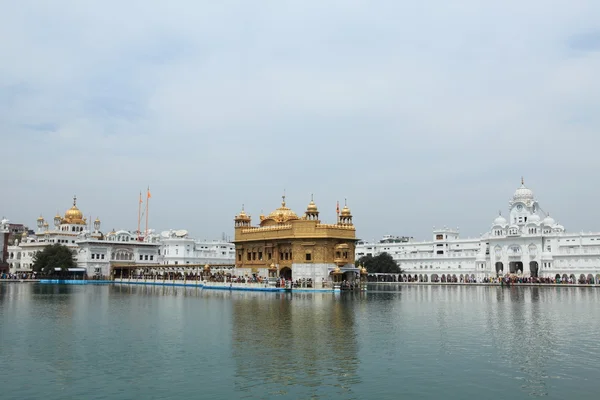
top-left (1, 283), bottom-right (599, 399)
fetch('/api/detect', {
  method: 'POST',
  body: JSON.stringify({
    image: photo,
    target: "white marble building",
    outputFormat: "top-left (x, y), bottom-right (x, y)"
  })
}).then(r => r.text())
top-left (5, 196), bottom-right (232, 278)
top-left (356, 180), bottom-right (600, 283)
top-left (159, 230), bottom-right (235, 273)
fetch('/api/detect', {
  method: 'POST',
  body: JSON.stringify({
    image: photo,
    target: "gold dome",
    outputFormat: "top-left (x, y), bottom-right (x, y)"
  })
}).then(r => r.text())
top-left (332, 266), bottom-right (342, 274)
top-left (306, 197), bottom-right (318, 212)
top-left (37, 215), bottom-right (44, 221)
top-left (94, 217), bottom-right (101, 223)
top-left (235, 205), bottom-right (250, 220)
top-left (62, 196), bottom-right (86, 224)
top-left (265, 196), bottom-right (299, 223)
top-left (340, 205), bottom-right (351, 217)
top-left (65, 206), bottom-right (83, 220)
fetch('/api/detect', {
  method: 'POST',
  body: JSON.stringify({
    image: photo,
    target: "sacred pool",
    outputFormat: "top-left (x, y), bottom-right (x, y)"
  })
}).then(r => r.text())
top-left (1, 283), bottom-right (598, 399)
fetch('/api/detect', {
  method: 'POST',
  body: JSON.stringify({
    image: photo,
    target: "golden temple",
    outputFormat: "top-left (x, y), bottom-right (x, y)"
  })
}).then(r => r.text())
top-left (233, 195), bottom-right (357, 283)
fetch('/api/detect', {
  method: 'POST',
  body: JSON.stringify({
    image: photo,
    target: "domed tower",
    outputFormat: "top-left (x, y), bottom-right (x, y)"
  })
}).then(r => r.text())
top-left (305, 195), bottom-right (319, 221)
top-left (339, 201), bottom-right (353, 225)
top-left (53, 212), bottom-right (61, 229)
top-left (508, 177), bottom-right (538, 226)
top-left (36, 215), bottom-right (45, 233)
top-left (94, 217), bottom-right (101, 233)
top-left (234, 205), bottom-right (251, 228)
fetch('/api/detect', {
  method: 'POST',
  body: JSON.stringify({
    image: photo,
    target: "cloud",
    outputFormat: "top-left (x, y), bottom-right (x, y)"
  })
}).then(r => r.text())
top-left (2, 0), bottom-right (600, 241)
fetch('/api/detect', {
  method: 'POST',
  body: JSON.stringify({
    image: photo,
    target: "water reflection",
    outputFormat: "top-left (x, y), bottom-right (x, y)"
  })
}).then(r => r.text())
top-left (230, 292), bottom-right (361, 399)
top-left (2, 283), bottom-right (600, 399)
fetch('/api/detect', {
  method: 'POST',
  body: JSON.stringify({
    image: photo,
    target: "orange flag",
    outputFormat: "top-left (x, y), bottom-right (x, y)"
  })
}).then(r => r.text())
top-left (139, 191), bottom-right (143, 203)
top-left (147, 188), bottom-right (151, 199)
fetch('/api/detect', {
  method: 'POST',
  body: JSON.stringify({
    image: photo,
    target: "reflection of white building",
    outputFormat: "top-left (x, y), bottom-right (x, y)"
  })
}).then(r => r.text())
top-left (159, 229), bottom-right (235, 267)
top-left (356, 179), bottom-right (600, 283)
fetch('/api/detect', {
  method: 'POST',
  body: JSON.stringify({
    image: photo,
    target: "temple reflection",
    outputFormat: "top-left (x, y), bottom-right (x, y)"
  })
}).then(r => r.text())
top-left (230, 292), bottom-right (361, 398)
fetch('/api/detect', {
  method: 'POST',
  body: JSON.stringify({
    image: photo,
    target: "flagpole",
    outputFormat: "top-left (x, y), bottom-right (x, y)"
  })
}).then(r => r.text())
top-left (145, 186), bottom-right (150, 239)
top-left (137, 191), bottom-right (142, 241)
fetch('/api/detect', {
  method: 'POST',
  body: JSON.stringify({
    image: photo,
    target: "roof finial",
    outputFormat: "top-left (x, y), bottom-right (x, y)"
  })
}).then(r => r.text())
top-left (73, 195), bottom-right (77, 206)
top-left (241, 204), bottom-right (245, 211)
top-left (311, 193), bottom-right (314, 202)
top-left (282, 190), bottom-right (286, 207)
top-left (521, 176), bottom-right (524, 185)
top-left (498, 210), bottom-right (502, 216)
top-left (344, 198), bottom-right (347, 206)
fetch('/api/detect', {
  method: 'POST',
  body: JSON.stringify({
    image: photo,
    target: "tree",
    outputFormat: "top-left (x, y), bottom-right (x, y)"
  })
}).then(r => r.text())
top-left (356, 252), bottom-right (402, 274)
top-left (32, 244), bottom-right (76, 276)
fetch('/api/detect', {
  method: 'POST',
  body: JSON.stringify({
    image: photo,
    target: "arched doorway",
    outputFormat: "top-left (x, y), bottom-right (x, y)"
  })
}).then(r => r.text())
top-left (555, 274), bottom-right (561, 282)
top-left (587, 274), bottom-right (594, 284)
top-left (419, 274), bottom-right (423, 282)
top-left (579, 274), bottom-right (586, 284)
top-left (569, 274), bottom-right (576, 283)
top-left (441, 275), bottom-right (447, 283)
top-left (424, 275), bottom-right (429, 282)
top-left (562, 274), bottom-right (568, 282)
top-left (529, 261), bottom-right (539, 277)
top-left (279, 267), bottom-right (292, 280)
top-left (509, 261), bottom-right (523, 274)
top-left (495, 262), bottom-right (503, 275)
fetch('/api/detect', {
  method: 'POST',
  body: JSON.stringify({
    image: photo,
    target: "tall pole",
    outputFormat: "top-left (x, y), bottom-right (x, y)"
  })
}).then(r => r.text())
top-left (137, 191), bottom-right (142, 241)
top-left (145, 186), bottom-right (150, 239)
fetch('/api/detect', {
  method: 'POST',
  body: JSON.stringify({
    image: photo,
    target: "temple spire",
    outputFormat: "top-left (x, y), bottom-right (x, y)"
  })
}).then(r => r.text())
top-left (521, 176), bottom-right (524, 185)
top-left (73, 195), bottom-right (77, 206)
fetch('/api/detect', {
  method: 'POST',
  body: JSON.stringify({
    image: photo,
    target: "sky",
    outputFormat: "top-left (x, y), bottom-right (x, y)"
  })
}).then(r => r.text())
top-left (1, 0), bottom-right (600, 242)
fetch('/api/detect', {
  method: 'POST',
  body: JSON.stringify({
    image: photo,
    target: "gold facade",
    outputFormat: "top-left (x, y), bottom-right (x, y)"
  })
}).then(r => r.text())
top-left (233, 197), bottom-right (356, 276)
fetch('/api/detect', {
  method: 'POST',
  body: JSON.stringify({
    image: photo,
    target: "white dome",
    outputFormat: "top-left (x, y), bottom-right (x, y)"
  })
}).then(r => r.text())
top-left (554, 224), bottom-right (564, 231)
top-left (493, 214), bottom-right (507, 226)
top-left (542, 215), bottom-right (555, 226)
top-left (513, 182), bottom-right (534, 204)
top-left (528, 214), bottom-right (541, 223)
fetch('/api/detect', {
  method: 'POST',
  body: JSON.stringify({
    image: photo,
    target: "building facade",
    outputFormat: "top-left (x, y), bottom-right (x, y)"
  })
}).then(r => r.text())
top-left (233, 196), bottom-right (357, 285)
top-left (159, 230), bottom-right (235, 267)
top-left (4, 196), bottom-right (234, 278)
top-left (356, 179), bottom-right (600, 283)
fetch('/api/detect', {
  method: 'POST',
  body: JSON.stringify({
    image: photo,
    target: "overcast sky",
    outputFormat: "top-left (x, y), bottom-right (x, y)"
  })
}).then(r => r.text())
top-left (2, 1), bottom-right (600, 242)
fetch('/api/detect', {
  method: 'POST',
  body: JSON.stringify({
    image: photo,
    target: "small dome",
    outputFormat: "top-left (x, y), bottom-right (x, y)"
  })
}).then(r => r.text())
top-left (493, 214), bottom-right (507, 226)
top-left (332, 266), bottom-right (342, 274)
top-left (43, 222), bottom-right (49, 227)
top-left (235, 206), bottom-right (250, 220)
top-left (528, 214), bottom-right (541, 223)
top-left (542, 215), bottom-right (556, 226)
top-left (306, 199), bottom-right (318, 212)
top-left (554, 224), bottom-right (564, 231)
top-left (513, 178), bottom-right (534, 204)
top-left (340, 205), bottom-right (352, 217)
top-left (37, 215), bottom-right (44, 221)
top-left (94, 217), bottom-right (101, 223)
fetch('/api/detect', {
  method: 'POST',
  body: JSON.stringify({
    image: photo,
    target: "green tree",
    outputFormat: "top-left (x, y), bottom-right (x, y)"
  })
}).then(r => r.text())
top-left (356, 252), bottom-right (402, 273)
top-left (32, 244), bottom-right (76, 276)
